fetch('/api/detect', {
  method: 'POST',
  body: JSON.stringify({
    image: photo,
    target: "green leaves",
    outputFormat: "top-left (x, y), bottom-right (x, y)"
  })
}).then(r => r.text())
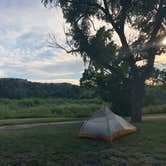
top-left (88, 27), bottom-right (117, 68)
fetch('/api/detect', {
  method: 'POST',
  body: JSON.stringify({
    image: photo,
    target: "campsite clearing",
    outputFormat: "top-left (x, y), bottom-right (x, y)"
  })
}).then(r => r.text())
top-left (0, 117), bottom-right (165, 166)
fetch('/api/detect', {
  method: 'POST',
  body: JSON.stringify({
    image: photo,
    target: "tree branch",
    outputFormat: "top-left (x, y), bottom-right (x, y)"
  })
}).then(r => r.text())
top-left (117, 0), bottom-right (131, 29)
top-left (102, 0), bottom-right (120, 32)
top-left (94, 0), bottom-right (128, 52)
top-left (48, 34), bottom-right (79, 54)
top-left (142, 0), bottom-right (165, 79)
top-left (150, 0), bottom-right (165, 40)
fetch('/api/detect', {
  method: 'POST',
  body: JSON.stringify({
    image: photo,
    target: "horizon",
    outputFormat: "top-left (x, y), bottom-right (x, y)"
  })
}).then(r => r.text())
top-left (0, 77), bottom-right (80, 85)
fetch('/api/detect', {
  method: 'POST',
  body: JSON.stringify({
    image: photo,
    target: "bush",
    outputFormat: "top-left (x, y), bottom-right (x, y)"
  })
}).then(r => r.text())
top-left (0, 98), bottom-right (102, 119)
top-left (144, 86), bottom-right (166, 106)
top-left (143, 104), bottom-right (166, 114)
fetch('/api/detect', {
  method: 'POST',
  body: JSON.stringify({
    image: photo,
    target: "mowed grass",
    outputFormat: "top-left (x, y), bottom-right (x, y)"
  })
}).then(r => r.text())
top-left (0, 118), bottom-right (165, 166)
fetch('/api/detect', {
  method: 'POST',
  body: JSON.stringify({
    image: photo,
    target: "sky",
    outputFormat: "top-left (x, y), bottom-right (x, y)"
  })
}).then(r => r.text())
top-left (0, 0), bottom-right (165, 85)
top-left (0, 0), bottom-right (85, 85)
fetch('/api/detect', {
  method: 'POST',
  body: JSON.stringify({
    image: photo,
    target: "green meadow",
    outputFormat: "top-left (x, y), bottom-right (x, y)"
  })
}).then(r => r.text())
top-left (0, 98), bottom-right (165, 126)
top-left (0, 98), bottom-right (102, 120)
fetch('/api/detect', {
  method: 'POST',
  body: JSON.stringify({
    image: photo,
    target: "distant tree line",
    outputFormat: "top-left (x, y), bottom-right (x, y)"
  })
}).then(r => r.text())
top-left (0, 78), bottom-right (93, 99)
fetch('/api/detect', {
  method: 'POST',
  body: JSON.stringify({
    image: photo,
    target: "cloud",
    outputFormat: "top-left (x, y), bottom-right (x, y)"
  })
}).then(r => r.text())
top-left (155, 55), bottom-right (166, 65)
top-left (0, 70), bottom-right (5, 77)
top-left (0, 0), bottom-right (85, 84)
top-left (32, 79), bottom-right (80, 85)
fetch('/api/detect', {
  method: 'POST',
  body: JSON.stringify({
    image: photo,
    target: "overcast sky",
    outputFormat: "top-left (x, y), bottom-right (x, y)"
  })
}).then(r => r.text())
top-left (0, 0), bottom-right (165, 85)
top-left (0, 0), bottom-right (85, 85)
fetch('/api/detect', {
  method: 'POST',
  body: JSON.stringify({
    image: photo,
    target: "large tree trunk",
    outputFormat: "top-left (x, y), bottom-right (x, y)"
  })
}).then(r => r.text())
top-left (130, 78), bottom-right (145, 122)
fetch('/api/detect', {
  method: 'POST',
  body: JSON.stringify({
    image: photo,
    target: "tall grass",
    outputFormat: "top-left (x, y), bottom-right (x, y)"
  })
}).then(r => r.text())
top-left (0, 98), bottom-right (102, 119)
top-left (143, 104), bottom-right (166, 114)
top-left (0, 98), bottom-right (164, 120)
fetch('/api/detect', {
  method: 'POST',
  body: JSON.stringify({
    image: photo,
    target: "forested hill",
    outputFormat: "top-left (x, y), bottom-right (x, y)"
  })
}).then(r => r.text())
top-left (0, 78), bottom-right (85, 99)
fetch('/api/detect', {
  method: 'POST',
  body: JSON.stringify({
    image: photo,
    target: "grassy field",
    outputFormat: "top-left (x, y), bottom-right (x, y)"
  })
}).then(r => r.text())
top-left (143, 104), bottom-right (166, 114)
top-left (0, 118), bottom-right (165, 166)
top-left (0, 98), bottom-right (165, 124)
top-left (0, 98), bottom-right (102, 120)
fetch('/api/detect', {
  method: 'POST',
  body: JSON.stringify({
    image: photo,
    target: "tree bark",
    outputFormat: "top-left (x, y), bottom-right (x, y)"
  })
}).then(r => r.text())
top-left (130, 78), bottom-right (145, 122)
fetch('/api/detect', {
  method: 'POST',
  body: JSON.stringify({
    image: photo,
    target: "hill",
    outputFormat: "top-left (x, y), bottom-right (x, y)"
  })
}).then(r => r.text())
top-left (0, 78), bottom-right (83, 99)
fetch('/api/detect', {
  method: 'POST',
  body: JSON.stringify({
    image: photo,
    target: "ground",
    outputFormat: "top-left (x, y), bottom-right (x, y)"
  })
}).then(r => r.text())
top-left (0, 117), bottom-right (165, 166)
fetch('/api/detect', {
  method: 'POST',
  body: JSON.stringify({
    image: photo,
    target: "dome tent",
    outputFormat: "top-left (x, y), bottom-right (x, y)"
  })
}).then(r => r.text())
top-left (78, 105), bottom-right (137, 141)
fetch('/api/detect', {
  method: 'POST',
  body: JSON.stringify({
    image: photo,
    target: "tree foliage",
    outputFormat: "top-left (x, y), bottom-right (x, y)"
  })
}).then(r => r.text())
top-left (150, 68), bottom-right (166, 85)
top-left (80, 66), bottom-right (131, 116)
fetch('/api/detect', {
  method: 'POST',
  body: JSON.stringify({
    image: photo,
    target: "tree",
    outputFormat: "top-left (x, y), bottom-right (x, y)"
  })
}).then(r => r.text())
top-left (150, 68), bottom-right (166, 85)
top-left (80, 65), bottom-right (131, 116)
top-left (160, 69), bottom-right (166, 84)
top-left (42, 0), bottom-right (166, 122)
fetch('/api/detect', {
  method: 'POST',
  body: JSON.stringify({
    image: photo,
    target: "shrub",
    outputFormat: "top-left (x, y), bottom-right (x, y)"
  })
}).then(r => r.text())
top-left (143, 104), bottom-right (166, 114)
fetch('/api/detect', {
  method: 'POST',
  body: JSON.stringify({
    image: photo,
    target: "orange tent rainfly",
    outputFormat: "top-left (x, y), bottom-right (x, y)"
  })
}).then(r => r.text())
top-left (78, 105), bottom-right (137, 141)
